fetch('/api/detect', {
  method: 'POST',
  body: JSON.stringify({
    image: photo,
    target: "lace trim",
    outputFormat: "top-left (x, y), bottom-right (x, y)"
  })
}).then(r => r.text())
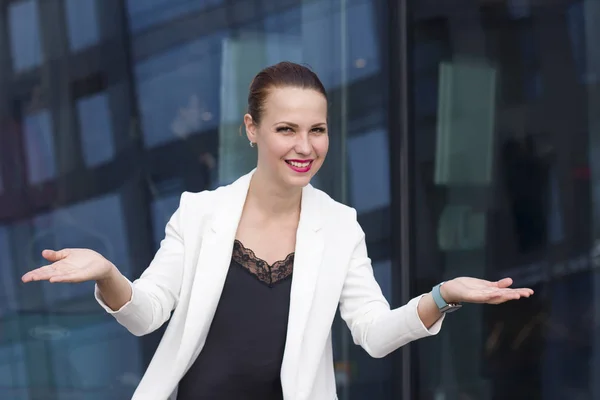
top-left (232, 240), bottom-right (294, 286)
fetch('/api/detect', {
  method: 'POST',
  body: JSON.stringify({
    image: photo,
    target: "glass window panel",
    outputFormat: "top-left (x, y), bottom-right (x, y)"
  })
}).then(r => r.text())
top-left (346, 0), bottom-right (381, 81)
top-left (135, 34), bottom-right (224, 148)
top-left (347, 129), bottom-right (390, 213)
top-left (126, 0), bottom-right (222, 33)
top-left (0, 343), bottom-right (28, 398)
top-left (373, 260), bottom-right (392, 302)
top-left (65, 0), bottom-right (100, 51)
top-left (0, 227), bottom-right (17, 318)
top-left (151, 193), bottom-right (181, 248)
top-left (77, 92), bottom-right (115, 167)
top-left (411, 1), bottom-right (600, 399)
top-left (24, 193), bottom-right (129, 306)
top-left (568, 0), bottom-right (600, 85)
top-left (8, 0), bottom-right (42, 71)
top-left (24, 110), bottom-right (56, 185)
top-left (300, 0), bottom-right (380, 89)
top-left (49, 320), bottom-right (142, 399)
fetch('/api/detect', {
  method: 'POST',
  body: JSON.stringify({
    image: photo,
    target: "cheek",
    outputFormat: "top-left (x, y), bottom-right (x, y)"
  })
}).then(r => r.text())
top-left (314, 136), bottom-right (329, 157)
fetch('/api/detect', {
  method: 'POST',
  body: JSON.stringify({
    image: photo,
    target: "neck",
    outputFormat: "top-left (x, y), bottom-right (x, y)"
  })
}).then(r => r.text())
top-left (246, 168), bottom-right (302, 217)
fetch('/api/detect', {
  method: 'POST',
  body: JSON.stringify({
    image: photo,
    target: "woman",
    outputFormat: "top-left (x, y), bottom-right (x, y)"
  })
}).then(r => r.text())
top-left (22, 62), bottom-right (533, 400)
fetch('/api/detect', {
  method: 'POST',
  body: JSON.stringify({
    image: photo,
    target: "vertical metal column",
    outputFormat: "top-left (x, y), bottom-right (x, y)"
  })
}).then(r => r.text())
top-left (387, 0), bottom-right (415, 398)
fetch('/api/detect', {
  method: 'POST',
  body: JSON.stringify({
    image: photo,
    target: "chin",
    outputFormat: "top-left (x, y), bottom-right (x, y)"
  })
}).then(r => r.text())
top-left (279, 165), bottom-right (318, 188)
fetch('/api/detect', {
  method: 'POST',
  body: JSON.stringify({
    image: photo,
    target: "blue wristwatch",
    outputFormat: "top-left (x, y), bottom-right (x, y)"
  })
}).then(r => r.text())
top-left (432, 282), bottom-right (462, 314)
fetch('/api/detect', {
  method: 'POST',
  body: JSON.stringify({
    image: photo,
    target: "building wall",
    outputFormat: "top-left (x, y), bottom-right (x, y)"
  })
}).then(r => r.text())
top-left (0, 0), bottom-right (392, 399)
top-left (409, 0), bottom-right (600, 398)
top-left (1, 0), bottom-right (600, 399)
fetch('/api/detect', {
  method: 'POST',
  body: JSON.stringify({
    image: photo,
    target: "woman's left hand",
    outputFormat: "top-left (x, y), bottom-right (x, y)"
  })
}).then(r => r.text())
top-left (440, 277), bottom-right (533, 305)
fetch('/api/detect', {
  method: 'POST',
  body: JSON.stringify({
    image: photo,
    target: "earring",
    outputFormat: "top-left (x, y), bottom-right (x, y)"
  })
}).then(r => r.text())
top-left (249, 141), bottom-right (254, 147)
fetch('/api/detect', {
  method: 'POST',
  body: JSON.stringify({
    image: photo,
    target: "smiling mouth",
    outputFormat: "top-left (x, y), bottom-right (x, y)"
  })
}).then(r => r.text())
top-left (285, 159), bottom-right (314, 173)
top-left (286, 160), bottom-right (312, 168)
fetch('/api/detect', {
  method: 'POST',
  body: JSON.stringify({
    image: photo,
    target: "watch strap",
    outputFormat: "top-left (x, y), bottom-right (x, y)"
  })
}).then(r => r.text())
top-left (432, 282), bottom-right (462, 313)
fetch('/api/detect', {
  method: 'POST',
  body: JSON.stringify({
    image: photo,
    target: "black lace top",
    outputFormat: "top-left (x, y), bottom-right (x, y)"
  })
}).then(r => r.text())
top-left (176, 240), bottom-right (294, 400)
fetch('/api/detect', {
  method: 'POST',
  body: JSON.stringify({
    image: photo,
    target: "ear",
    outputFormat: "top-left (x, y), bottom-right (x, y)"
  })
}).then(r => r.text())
top-left (243, 114), bottom-right (257, 145)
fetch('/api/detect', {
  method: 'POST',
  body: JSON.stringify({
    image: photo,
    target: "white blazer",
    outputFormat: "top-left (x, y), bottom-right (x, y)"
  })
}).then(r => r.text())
top-left (95, 169), bottom-right (444, 400)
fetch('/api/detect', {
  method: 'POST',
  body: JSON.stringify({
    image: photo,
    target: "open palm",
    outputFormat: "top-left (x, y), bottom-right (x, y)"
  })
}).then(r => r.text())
top-left (441, 277), bottom-right (533, 305)
top-left (21, 248), bottom-right (114, 284)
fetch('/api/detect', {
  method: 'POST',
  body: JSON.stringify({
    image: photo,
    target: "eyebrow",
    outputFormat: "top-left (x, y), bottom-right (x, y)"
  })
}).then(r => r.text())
top-left (273, 121), bottom-right (327, 127)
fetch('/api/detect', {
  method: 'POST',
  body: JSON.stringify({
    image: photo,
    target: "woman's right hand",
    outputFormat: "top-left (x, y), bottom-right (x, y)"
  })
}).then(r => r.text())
top-left (21, 248), bottom-right (116, 284)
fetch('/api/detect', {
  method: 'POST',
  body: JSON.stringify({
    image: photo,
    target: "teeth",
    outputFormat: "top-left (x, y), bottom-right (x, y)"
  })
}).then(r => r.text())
top-left (289, 161), bottom-right (310, 168)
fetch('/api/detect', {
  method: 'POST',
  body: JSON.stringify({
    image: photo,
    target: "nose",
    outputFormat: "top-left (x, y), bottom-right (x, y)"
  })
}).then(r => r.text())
top-left (294, 133), bottom-right (312, 156)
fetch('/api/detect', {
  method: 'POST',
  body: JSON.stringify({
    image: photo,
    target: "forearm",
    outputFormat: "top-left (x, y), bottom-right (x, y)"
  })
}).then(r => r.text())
top-left (96, 265), bottom-right (133, 312)
top-left (416, 292), bottom-right (443, 329)
top-left (348, 295), bottom-right (445, 358)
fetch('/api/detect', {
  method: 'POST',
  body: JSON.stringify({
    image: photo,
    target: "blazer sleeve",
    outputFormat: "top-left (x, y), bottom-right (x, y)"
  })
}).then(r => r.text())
top-left (338, 218), bottom-right (445, 358)
top-left (94, 192), bottom-right (188, 337)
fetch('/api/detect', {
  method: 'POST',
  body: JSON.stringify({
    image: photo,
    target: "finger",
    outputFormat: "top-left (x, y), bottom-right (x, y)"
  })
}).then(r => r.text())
top-left (495, 277), bottom-right (513, 288)
top-left (22, 265), bottom-right (60, 282)
top-left (493, 289), bottom-right (533, 304)
top-left (41, 249), bottom-right (70, 262)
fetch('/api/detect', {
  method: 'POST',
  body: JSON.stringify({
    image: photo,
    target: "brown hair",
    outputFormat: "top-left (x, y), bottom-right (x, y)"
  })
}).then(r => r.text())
top-left (247, 61), bottom-right (327, 125)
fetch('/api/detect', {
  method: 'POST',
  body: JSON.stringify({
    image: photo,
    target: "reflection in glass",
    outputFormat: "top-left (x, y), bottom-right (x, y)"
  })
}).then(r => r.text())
top-left (135, 34), bottom-right (223, 148)
top-left (0, 227), bottom-right (17, 317)
top-left (299, 0), bottom-right (381, 88)
top-left (77, 92), bottom-right (115, 167)
top-left (0, 344), bottom-right (28, 393)
top-left (24, 193), bottom-right (128, 307)
top-left (151, 194), bottom-right (181, 248)
top-left (48, 320), bottom-right (142, 398)
top-left (411, 1), bottom-right (600, 399)
top-left (372, 260), bottom-right (392, 301)
top-left (347, 129), bottom-right (390, 213)
top-left (24, 110), bottom-right (56, 185)
top-left (65, 0), bottom-right (100, 51)
top-left (8, 0), bottom-right (42, 71)
top-left (126, 0), bottom-right (221, 33)
top-left (1, 0), bottom-right (390, 397)
top-left (434, 60), bottom-right (496, 186)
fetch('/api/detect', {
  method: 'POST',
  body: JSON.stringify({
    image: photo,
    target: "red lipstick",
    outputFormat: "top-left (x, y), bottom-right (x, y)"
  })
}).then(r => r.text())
top-left (285, 159), bottom-right (313, 173)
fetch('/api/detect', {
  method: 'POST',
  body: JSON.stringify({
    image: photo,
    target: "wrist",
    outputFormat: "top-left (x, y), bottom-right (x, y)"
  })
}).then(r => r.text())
top-left (97, 263), bottom-right (119, 285)
top-left (439, 279), bottom-right (459, 304)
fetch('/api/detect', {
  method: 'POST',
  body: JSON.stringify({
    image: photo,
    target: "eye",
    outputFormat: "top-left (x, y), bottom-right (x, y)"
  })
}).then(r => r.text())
top-left (276, 126), bottom-right (294, 133)
top-left (312, 127), bottom-right (327, 134)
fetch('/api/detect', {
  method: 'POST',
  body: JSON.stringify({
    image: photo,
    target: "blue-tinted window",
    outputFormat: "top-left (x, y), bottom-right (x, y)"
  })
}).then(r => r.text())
top-left (8, 0), bottom-right (42, 72)
top-left (135, 34), bottom-right (224, 148)
top-left (0, 344), bottom-right (28, 390)
top-left (0, 227), bottom-right (17, 317)
top-left (151, 194), bottom-right (181, 248)
top-left (567, 1), bottom-right (600, 85)
top-left (25, 193), bottom-right (129, 306)
top-left (372, 260), bottom-right (392, 301)
top-left (77, 92), bottom-right (115, 167)
top-left (507, 0), bottom-right (531, 19)
top-left (65, 0), bottom-right (100, 51)
top-left (300, 0), bottom-right (380, 88)
top-left (48, 320), bottom-right (142, 398)
top-left (347, 129), bottom-right (390, 213)
top-left (126, 0), bottom-right (222, 33)
top-left (346, 0), bottom-right (381, 81)
top-left (24, 110), bottom-right (56, 185)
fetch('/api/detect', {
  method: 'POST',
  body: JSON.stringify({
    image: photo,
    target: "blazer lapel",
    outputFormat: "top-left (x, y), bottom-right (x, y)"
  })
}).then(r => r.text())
top-left (281, 184), bottom-right (324, 398)
top-left (175, 170), bottom-right (254, 370)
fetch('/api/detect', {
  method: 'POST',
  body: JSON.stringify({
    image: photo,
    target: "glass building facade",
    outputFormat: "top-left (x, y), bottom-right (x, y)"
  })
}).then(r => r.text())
top-left (0, 0), bottom-right (598, 399)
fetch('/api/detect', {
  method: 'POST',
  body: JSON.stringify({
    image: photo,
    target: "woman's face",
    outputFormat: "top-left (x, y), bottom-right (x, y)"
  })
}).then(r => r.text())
top-left (245, 86), bottom-right (329, 189)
